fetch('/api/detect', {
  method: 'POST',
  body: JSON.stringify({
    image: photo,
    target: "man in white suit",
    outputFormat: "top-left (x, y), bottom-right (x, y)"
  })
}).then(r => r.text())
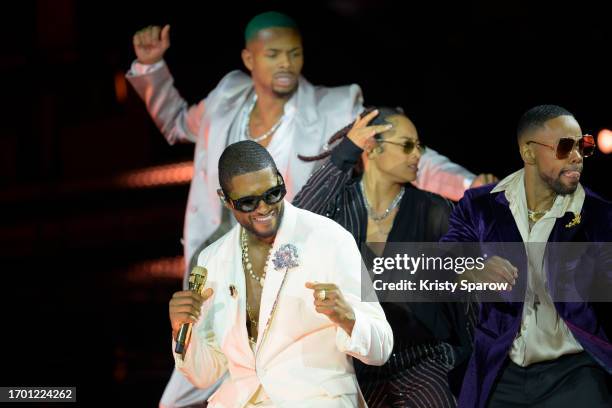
top-left (169, 140), bottom-right (393, 407)
top-left (126, 11), bottom-right (489, 406)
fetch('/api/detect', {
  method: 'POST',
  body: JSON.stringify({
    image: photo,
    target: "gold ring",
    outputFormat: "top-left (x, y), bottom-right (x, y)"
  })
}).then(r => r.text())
top-left (317, 289), bottom-right (326, 301)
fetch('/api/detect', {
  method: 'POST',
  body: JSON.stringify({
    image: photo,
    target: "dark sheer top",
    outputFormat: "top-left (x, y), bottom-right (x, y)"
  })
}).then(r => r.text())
top-left (293, 137), bottom-right (474, 375)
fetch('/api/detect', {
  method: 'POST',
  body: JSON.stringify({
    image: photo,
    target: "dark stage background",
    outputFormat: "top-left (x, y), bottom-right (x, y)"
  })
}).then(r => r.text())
top-left (1, 1), bottom-right (610, 406)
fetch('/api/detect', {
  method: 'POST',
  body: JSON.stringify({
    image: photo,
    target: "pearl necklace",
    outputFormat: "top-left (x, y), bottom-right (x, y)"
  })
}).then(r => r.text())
top-left (359, 179), bottom-right (405, 222)
top-left (240, 228), bottom-right (272, 287)
top-left (244, 95), bottom-right (284, 143)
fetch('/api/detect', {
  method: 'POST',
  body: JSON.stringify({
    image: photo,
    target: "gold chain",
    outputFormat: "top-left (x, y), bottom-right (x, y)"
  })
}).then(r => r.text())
top-left (527, 208), bottom-right (548, 223)
top-left (245, 299), bottom-right (258, 346)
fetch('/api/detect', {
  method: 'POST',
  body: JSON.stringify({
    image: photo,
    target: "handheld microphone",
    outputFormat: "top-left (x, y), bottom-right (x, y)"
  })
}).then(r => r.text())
top-left (175, 266), bottom-right (208, 356)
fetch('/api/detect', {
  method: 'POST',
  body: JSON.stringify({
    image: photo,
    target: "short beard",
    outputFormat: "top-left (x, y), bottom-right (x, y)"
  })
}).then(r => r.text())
top-left (548, 175), bottom-right (578, 195)
top-left (272, 85), bottom-right (298, 99)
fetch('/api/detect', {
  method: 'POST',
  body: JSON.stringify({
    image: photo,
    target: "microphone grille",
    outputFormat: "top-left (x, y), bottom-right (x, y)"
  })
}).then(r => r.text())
top-left (189, 266), bottom-right (208, 294)
top-left (191, 266), bottom-right (207, 277)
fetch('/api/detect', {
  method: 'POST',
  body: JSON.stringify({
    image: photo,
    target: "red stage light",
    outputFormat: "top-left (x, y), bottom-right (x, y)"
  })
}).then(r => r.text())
top-left (126, 256), bottom-right (185, 281)
top-left (115, 161), bottom-right (194, 188)
top-left (114, 71), bottom-right (128, 104)
top-left (597, 129), bottom-right (612, 154)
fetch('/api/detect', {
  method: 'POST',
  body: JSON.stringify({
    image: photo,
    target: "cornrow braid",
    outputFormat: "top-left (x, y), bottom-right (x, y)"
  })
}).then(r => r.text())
top-left (297, 107), bottom-right (378, 162)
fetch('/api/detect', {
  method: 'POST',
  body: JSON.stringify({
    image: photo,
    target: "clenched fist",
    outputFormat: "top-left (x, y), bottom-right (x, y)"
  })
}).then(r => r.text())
top-left (169, 288), bottom-right (214, 338)
top-left (133, 24), bottom-right (171, 65)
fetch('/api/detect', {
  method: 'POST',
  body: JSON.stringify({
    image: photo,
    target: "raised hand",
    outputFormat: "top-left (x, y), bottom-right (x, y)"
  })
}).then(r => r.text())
top-left (133, 24), bottom-right (171, 65)
top-left (347, 109), bottom-right (393, 151)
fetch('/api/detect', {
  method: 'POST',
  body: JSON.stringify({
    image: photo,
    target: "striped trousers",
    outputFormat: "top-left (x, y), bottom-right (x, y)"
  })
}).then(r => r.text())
top-left (358, 342), bottom-right (457, 408)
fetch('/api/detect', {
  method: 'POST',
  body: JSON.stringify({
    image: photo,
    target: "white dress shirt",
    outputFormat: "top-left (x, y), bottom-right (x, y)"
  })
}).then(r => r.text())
top-left (491, 169), bottom-right (584, 366)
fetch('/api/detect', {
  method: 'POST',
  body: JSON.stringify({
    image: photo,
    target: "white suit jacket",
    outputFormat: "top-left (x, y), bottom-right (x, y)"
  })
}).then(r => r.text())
top-left (174, 202), bottom-right (393, 407)
top-left (126, 62), bottom-right (474, 270)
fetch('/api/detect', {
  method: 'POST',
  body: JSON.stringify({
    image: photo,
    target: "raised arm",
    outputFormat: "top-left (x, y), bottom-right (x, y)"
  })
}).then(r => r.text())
top-left (413, 147), bottom-right (475, 201)
top-left (293, 109), bottom-right (391, 215)
top-left (414, 147), bottom-right (497, 201)
top-left (292, 139), bottom-right (357, 215)
top-left (126, 24), bottom-right (204, 145)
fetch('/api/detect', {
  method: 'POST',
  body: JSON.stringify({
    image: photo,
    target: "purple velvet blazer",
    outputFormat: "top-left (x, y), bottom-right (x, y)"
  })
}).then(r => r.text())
top-left (441, 184), bottom-right (612, 408)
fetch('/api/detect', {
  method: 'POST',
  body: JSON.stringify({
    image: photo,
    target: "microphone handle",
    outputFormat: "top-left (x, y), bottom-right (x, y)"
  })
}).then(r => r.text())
top-left (175, 322), bottom-right (192, 355)
top-left (174, 266), bottom-right (207, 356)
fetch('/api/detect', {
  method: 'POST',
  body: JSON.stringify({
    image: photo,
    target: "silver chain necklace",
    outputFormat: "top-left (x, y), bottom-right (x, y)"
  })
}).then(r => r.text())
top-left (244, 95), bottom-right (285, 143)
top-left (359, 179), bottom-right (405, 222)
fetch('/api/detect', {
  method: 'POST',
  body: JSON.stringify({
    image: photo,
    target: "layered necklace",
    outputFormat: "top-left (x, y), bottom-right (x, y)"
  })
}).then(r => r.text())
top-left (243, 95), bottom-right (285, 143)
top-left (240, 228), bottom-right (273, 287)
top-left (359, 179), bottom-right (405, 222)
top-left (240, 228), bottom-right (273, 346)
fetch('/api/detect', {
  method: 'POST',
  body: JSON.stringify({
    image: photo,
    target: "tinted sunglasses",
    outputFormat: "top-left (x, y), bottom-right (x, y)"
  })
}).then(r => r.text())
top-left (526, 135), bottom-right (595, 159)
top-left (375, 136), bottom-right (424, 154)
top-left (225, 183), bottom-right (286, 213)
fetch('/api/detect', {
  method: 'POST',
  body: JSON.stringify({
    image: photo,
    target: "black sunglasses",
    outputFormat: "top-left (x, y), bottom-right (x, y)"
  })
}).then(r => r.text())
top-left (224, 182), bottom-right (286, 213)
top-left (526, 135), bottom-right (595, 159)
top-left (376, 138), bottom-right (424, 154)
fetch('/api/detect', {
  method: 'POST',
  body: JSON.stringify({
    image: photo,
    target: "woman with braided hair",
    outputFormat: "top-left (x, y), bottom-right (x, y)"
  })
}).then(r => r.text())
top-left (293, 107), bottom-right (475, 408)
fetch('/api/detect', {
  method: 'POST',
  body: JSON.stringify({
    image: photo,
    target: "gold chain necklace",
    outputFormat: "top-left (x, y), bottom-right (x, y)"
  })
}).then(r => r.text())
top-left (527, 197), bottom-right (556, 224)
top-left (527, 208), bottom-right (548, 223)
top-left (245, 300), bottom-right (258, 347)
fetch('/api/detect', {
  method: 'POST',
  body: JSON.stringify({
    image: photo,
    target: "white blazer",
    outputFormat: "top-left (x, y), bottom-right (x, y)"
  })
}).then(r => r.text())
top-left (174, 202), bottom-right (393, 407)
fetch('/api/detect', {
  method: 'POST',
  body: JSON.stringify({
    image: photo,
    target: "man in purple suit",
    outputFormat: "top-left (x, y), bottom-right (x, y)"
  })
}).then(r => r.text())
top-left (441, 105), bottom-right (611, 407)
